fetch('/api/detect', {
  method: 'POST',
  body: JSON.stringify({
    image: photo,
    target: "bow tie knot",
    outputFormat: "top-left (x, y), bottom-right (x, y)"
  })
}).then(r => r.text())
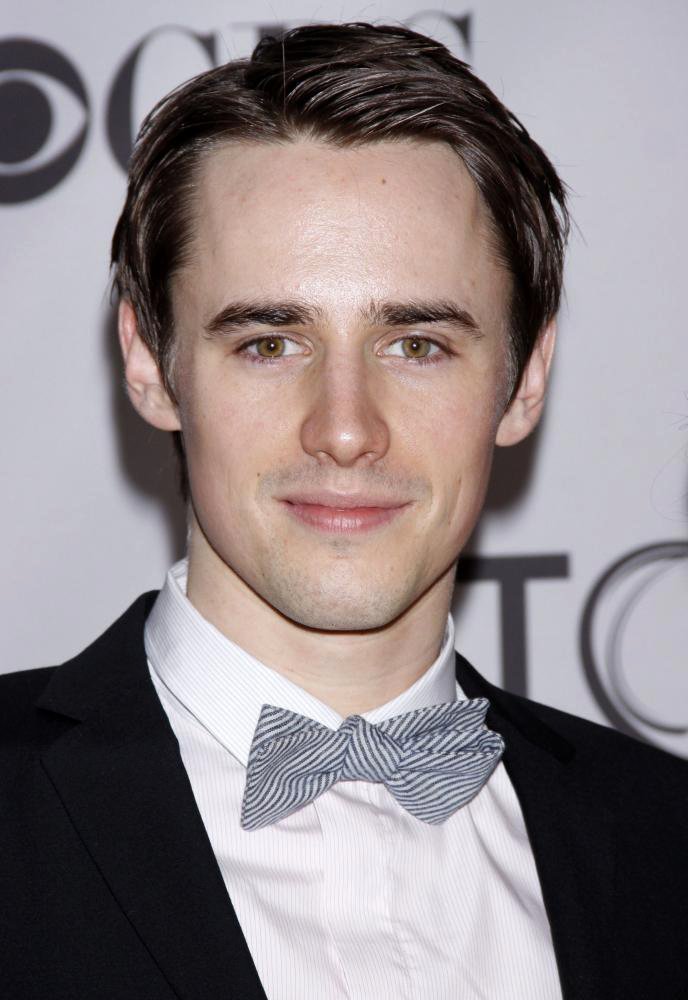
top-left (241, 699), bottom-right (505, 831)
top-left (338, 715), bottom-right (403, 782)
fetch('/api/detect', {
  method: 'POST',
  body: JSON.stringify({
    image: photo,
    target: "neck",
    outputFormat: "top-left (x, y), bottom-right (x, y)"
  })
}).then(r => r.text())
top-left (185, 521), bottom-right (455, 718)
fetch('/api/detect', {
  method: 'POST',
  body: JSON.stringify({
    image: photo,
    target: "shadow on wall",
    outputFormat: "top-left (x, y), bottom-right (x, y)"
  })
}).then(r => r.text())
top-left (450, 423), bottom-right (544, 636)
top-left (104, 307), bottom-right (188, 562)
top-left (482, 431), bottom-right (541, 513)
top-left (105, 300), bottom-right (545, 566)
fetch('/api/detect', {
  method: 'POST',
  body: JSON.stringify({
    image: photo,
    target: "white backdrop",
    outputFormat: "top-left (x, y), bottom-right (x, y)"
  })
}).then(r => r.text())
top-left (2, 0), bottom-right (686, 757)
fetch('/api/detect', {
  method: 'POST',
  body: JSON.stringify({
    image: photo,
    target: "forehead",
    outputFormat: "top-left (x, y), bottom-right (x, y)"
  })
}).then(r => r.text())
top-left (177, 138), bottom-right (508, 328)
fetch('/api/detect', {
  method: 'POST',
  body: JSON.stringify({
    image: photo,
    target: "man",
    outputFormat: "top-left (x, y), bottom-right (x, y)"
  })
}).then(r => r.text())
top-left (1, 22), bottom-right (686, 1000)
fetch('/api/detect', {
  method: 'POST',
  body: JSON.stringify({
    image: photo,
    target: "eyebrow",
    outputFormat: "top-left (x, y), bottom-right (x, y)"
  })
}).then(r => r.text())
top-left (365, 300), bottom-right (482, 338)
top-left (204, 299), bottom-right (324, 335)
top-left (204, 297), bottom-right (482, 339)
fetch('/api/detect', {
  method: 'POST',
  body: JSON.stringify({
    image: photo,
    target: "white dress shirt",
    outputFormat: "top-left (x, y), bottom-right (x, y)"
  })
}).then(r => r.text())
top-left (146, 559), bottom-right (562, 999)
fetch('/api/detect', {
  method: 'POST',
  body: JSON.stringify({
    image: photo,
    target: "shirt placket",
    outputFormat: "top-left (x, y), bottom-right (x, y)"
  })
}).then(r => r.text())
top-left (316, 779), bottom-right (412, 999)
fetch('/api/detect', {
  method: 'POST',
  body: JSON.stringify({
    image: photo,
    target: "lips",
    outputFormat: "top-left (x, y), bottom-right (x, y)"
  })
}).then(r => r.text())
top-left (279, 492), bottom-right (410, 534)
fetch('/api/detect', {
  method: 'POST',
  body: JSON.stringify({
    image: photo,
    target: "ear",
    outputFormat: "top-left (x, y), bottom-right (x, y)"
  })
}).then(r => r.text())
top-left (117, 299), bottom-right (181, 432)
top-left (496, 320), bottom-right (557, 447)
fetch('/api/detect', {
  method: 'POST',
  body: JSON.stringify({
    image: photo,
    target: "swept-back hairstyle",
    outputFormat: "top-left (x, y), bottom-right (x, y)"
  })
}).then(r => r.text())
top-left (111, 21), bottom-right (569, 487)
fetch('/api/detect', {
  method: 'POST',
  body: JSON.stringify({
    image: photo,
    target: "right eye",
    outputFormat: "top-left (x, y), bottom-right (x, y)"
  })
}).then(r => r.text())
top-left (239, 336), bottom-right (305, 361)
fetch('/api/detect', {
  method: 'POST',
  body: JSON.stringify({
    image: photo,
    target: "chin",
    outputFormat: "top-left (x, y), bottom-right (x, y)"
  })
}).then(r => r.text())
top-left (267, 581), bottom-right (411, 633)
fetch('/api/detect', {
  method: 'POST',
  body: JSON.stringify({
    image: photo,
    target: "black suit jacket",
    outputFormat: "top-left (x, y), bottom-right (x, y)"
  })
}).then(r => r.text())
top-left (1, 593), bottom-right (686, 999)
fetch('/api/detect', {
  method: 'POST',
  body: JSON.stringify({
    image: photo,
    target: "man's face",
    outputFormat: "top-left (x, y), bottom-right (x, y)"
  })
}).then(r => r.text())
top-left (168, 139), bottom-right (515, 630)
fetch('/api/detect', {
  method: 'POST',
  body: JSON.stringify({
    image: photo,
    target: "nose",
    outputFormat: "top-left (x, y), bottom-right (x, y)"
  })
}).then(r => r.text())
top-left (299, 353), bottom-right (390, 468)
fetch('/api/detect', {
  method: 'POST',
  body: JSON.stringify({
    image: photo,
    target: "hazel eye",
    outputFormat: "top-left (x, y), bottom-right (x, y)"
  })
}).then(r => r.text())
top-left (242, 336), bottom-right (302, 359)
top-left (255, 336), bottom-right (285, 358)
top-left (385, 336), bottom-right (441, 360)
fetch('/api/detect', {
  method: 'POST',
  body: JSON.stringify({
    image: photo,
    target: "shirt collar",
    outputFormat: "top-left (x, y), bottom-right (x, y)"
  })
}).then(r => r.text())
top-left (145, 558), bottom-right (461, 766)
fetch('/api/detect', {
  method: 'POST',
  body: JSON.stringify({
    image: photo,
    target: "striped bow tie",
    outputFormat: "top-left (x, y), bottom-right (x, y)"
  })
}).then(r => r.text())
top-left (241, 698), bottom-right (505, 831)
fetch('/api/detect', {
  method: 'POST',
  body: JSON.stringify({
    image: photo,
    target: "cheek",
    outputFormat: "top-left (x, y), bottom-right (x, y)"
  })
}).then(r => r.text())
top-left (418, 387), bottom-right (500, 524)
top-left (176, 366), bottom-right (251, 498)
top-left (178, 365), bottom-right (298, 518)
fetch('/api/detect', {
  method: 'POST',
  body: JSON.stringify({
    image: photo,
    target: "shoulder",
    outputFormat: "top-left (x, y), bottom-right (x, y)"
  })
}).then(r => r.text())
top-left (511, 687), bottom-right (688, 795)
top-left (478, 679), bottom-right (688, 868)
top-left (0, 591), bottom-right (158, 751)
top-left (0, 666), bottom-right (57, 744)
top-left (456, 645), bottom-right (688, 800)
top-left (0, 664), bottom-right (55, 702)
top-left (456, 644), bottom-right (688, 787)
top-left (524, 690), bottom-right (686, 761)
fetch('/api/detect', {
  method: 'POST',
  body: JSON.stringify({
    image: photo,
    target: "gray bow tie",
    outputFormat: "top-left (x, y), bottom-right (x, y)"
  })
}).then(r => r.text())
top-left (241, 698), bottom-right (505, 831)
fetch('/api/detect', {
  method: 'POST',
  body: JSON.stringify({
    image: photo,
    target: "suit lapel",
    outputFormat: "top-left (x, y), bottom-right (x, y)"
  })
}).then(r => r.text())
top-left (36, 595), bottom-right (267, 1000)
top-left (456, 653), bottom-right (616, 1000)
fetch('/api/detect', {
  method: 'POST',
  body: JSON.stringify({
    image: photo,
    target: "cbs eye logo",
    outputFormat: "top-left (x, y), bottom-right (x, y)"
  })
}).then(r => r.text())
top-left (0, 38), bottom-right (89, 204)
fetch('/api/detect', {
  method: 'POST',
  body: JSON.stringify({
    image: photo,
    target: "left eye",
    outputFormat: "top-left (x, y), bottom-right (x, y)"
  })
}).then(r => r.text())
top-left (384, 337), bottom-right (441, 360)
top-left (242, 336), bottom-right (303, 359)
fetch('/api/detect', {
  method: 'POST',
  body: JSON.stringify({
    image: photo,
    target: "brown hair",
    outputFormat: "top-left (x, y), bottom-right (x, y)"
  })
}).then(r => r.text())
top-left (111, 22), bottom-right (569, 485)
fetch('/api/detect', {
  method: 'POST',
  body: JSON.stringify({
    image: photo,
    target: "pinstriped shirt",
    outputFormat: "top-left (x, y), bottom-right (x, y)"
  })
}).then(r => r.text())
top-left (146, 560), bottom-right (563, 999)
